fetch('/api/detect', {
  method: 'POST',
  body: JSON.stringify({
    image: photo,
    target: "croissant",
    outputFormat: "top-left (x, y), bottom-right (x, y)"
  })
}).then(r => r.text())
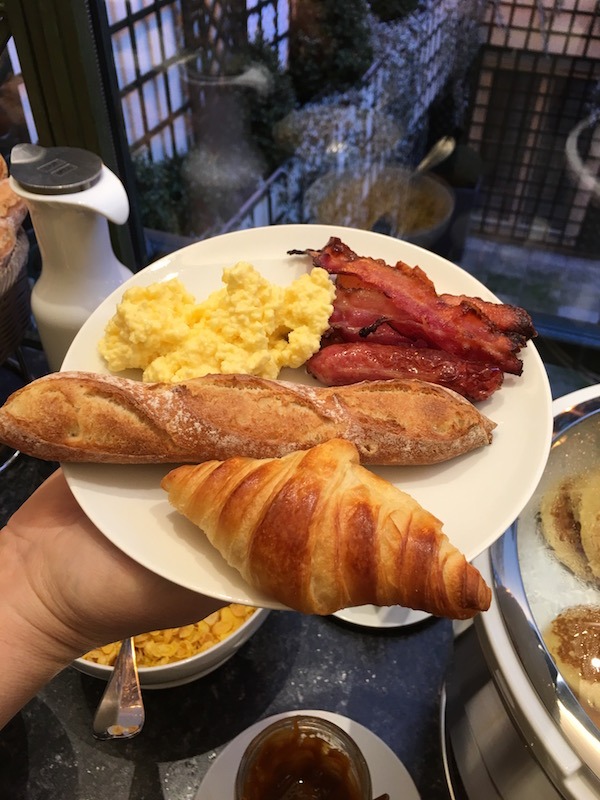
top-left (161, 438), bottom-right (491, 619)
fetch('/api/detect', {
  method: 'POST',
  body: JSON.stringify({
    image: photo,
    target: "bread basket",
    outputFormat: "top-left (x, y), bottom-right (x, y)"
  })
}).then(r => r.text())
top-left (0, 229), bottom-right (30, 365)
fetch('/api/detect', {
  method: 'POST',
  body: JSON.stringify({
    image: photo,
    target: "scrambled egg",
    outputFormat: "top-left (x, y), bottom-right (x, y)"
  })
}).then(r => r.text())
top-left (98, 262), bottom-right (335, 382)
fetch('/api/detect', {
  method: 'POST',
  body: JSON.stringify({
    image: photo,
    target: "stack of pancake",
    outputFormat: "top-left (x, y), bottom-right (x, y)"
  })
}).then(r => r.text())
top-left (539, 466), bottom-right (600, 585)
top-left (540, 467), bottom-right (600, 723)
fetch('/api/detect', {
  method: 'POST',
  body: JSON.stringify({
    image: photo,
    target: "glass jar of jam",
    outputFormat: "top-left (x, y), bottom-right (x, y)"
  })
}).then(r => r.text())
top-left (235, 714), bottom-right (372, 800)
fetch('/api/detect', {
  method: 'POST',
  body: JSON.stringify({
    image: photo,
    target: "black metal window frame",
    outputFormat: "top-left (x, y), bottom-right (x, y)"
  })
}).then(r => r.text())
top-left (1, 0), bottom-right (147, 270)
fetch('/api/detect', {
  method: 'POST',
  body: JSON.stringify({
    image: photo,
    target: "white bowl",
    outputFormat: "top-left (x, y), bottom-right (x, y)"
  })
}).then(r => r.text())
top-left (72, 607), bottom-right (270, 689)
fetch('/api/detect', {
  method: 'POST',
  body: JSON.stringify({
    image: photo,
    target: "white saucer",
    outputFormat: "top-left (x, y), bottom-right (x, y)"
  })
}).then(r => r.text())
top-left (333, 605), bottom-right (431, 628)
top-left (195, 709), bottom-right (421, 800)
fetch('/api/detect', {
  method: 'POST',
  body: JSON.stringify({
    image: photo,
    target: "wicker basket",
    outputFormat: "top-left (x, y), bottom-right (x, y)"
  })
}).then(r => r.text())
top-left (0, 230), bottom-right (31, 366)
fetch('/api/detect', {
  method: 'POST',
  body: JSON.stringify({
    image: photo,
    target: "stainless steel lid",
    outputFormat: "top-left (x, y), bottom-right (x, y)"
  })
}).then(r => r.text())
top-left (10, 144), bottom-right (103, 194)
top-left (488, 388), bottom-right (600, 777)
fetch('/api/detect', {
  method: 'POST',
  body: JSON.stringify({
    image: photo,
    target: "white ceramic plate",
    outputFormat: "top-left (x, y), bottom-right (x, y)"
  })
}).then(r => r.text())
top-left (194, 709), bottom-right (421, 800)
top-left (62, 224), bottom-right (552, 609)
top-left (333, 605), bottom-right (431, 628)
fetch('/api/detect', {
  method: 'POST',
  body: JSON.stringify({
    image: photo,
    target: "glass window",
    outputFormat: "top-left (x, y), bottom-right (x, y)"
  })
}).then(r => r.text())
top-left (1, 0), bottom-right (599, 360)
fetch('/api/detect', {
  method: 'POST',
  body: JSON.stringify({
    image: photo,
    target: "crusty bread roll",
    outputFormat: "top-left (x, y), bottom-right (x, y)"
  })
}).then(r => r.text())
top-left (0, 178), bottom-right (27, 230)
top-left (539, 469), bottom-right (600, 584)
top-left (0, 218), bottom-right (17, 270)
top-left (161, 438), bottom-right (492, 618)
top-left (0, 370), bottom-right (495, 466)
top-left (544, 604), bottom-right (600, 723)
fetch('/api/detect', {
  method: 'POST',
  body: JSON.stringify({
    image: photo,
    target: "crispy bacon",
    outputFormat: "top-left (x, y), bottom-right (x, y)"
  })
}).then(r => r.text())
top-left (307, 342), bottom-right (504, 403)
top-left (330, 284), bottom-right (429, 346)
top-left (337, 261), bottom-right (437, 292)
top-left (439, 294), bottom-right (536, 341)
top-left (336, 273), bottom-right (535, 341)
top-left (292, 238), bottom-right (529, 375)
top-left (325, 319), bottom-right (413, 347)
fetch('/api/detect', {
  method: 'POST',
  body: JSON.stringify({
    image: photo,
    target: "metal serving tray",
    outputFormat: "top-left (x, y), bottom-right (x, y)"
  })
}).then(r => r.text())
top-left (488, 388), bottom-right (600, 780)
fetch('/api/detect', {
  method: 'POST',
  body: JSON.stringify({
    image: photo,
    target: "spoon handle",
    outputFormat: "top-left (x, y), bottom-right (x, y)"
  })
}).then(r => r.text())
top-left (92, 636), bottom-right (145, 740)
top-left (414, 135), bottom-right (455, 174)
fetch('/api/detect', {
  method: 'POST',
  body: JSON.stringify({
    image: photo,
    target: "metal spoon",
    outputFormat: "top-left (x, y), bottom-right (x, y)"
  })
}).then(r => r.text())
top-left (92, 636), bottom-right (145, 740)
top-left (414, 135), bottom-right (456, 174)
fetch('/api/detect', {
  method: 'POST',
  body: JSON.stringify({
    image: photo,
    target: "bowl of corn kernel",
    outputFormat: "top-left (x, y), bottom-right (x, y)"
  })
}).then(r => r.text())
top-left (73, 605), bottom-right (269, 689)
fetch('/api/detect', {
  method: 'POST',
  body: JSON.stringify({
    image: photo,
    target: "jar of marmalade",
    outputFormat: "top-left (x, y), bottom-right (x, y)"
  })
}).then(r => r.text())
top-left (235, 714), bottom-right (372, 800)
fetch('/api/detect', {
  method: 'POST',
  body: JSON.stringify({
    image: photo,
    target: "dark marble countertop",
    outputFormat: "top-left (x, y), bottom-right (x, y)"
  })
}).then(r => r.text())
top-left (0, 346), bottom-right (594, 800)
top-left (1, 597), bottom-right (454, 800)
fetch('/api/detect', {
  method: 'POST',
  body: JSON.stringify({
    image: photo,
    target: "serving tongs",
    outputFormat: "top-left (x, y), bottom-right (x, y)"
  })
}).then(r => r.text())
top-left (92, 636), bottom-right (145, 740)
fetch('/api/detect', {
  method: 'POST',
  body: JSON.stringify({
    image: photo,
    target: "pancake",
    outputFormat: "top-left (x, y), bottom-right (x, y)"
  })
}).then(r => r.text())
top-left (539, 474), bottom-right (598, 584)
top-left (574, 467), bottom-right (600, 579)
top-left (544, 604), bottom-right (600, 725)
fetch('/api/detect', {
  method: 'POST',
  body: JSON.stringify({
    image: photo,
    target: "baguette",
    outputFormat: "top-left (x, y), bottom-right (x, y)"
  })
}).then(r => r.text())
top-left (0, 370), bottom-right (496, 465)
top-left (161, 438), bottom-right (492, 618)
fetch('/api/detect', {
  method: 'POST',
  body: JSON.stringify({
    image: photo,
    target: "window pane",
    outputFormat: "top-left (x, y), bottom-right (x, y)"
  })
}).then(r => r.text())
top-left (2, 0), bottom-right (599, 352)
top-left (0, 42), bottom-right (36, 148)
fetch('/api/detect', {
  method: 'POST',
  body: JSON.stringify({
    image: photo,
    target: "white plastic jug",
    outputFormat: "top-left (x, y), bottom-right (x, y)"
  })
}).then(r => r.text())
top-left (9, 144), bottom-right (133, 372)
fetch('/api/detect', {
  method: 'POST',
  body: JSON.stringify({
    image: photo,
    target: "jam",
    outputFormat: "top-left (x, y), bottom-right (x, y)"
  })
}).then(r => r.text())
top-left (236, 716), bottom-right (371, 800)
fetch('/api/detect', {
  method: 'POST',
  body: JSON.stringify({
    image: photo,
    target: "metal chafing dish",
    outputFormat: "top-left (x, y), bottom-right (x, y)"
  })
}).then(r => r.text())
top-left (444, 386), bottom-right (600, 800)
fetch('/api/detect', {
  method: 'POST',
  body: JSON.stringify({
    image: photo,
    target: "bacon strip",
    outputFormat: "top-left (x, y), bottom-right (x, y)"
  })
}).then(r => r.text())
top-left (307, 342), bottom-right (504, 403)
top-left (337, 272), bottom-right (535, 341)
top-left (293, 238), bottom-right (527, 375)
top-left (439, 294), bottom-right (535, 341)
top-left (329, 285), bottom-right (428, 346)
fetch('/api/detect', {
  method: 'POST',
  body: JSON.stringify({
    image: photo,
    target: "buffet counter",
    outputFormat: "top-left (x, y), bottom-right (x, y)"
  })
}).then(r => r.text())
top-left (0, 348), bottom-right (591, 800)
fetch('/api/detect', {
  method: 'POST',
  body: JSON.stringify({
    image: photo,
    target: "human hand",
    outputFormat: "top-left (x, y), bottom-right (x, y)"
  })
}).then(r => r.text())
top-left (0, 469), bottom-right (224, 726)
